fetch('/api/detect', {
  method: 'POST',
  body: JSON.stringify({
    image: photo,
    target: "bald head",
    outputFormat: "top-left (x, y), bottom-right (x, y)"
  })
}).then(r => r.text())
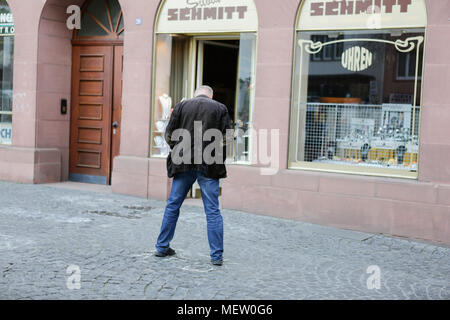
top-left (194, 85), bottom-right (213, 99)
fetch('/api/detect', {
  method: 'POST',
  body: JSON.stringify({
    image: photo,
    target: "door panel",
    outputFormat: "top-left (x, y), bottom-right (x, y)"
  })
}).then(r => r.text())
top-left (110, 45), bottom-right (123, 174)
top-left (70, 46), bottom-right (114, 185)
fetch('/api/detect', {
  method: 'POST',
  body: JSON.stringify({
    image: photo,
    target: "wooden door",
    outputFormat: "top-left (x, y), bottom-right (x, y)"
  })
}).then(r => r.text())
top-left (70, 45), bottom-right (114, 185)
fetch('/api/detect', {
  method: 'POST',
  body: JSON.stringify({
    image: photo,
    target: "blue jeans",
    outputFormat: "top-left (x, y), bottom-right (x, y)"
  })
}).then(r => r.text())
top-left (155, 170), bottom-right (223, 261)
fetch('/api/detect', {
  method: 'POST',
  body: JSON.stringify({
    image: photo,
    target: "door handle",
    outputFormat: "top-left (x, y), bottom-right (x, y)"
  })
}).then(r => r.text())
top-left (112, 122), bottom-right (119, 128)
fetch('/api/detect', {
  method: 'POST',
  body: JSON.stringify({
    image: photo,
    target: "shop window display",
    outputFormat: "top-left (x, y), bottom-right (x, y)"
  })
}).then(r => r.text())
top-left (151, 34), bottom-right (189, 158)
top-left (152, 0), bottom-right (258, 162)
top-left (0, 0), bottom-right (13, 145)
top-left (290, 29), bottom-right (424, 178)
top-left (151, 33), bottom-right (256, 162)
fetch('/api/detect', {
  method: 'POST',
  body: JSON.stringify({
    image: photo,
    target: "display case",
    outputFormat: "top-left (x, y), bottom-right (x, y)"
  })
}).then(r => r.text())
top-left (313, 102), bottom-right (419, 171)
top-left (152, 93), bottom-right (172, 157)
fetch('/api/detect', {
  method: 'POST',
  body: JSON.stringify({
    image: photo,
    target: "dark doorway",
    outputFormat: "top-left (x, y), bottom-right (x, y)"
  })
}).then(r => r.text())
top-left (199, 40), bottom-right (239, 121)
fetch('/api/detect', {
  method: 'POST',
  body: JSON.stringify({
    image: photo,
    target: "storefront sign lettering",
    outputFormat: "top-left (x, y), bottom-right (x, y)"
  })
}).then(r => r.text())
top-left (0, 12), bottom-right (14, 35)
top-left (186, 0), bottom-right (222, 8)
top-left (0, 124), bottom-right (12, 145)
top-left (0, 25), bottom-right (14, 35)
top-left (0, 13), bottom-right (13, 23)
top-left (167, 6), bottom-right (248, 21)
top-left (157, 0), bottom-right (258, 33)
top-left (341, 46), bottom-right (373, 72)
top-left (297, 0), bottom-right (426, 36)
top-left (1, 128), bottom-right (11, 139)
top-left (310, 0), bottom-right (412, 16)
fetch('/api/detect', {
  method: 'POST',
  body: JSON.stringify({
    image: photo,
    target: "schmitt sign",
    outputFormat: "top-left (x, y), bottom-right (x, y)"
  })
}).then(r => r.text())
top-left (297, 0), bottom-right (427, 30)
top-left (156, 0), bottom-right (258, 33)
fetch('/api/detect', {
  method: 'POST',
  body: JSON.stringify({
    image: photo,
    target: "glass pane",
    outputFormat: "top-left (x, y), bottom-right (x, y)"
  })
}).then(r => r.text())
top-left (290, 29), bottom-right (425, 175)
top-left (0, 0), bottom-right (13, 145)
top-left (1, 114), bottom-right (11, 122)
top-left (407, 51), bottom-right (423, 78)
top-left (87, 0), bottom-right (110, 31)
top-left (0, 37), bottom-right (13, 113)
top-left (0, 0), bottom-right (10, 11)
top-left (152, 34), bottom-right (174, 157)
top-left (169, 37), bottom-right (189, 104)
top-left (417, 50), bottom-right (423, 78)
top-left (78, 10), bottom-right (108, 36)
top-left (397, 52), bottom-right (407, 78)
top-left (117, 14), bottom-right (124, 33)
top-left (151, 35), bottom-right (192, 157)
top-left (107, 0), bottom-right (121, 29)
top-left (408, 52), bottom-right (416, 77)
top-left (234, 33), bottom-right (256, 162)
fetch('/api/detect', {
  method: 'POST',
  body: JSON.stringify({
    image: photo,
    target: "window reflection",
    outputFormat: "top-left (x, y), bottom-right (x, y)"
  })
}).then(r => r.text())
top-left (290, 29), bottom-right (424, 176)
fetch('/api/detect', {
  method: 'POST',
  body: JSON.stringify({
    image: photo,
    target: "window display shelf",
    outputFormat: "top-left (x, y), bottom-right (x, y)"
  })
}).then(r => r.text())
top-left (313, 158), bottom-right (417, 171)
top-left (336, 140), bottom-right (419, 154)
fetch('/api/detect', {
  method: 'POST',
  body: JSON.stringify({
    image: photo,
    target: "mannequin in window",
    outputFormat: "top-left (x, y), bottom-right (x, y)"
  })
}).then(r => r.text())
top-left (159, 94), bottom-right (172, 120)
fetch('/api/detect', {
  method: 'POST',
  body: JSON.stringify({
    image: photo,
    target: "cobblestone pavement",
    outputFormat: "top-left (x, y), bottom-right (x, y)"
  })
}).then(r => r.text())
top-left (0, 181), bottom-right (449, 300)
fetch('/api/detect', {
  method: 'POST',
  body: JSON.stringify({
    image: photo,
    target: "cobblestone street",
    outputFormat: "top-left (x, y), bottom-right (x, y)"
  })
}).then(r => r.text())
top-left (0, 181), bottom-right (449, 300)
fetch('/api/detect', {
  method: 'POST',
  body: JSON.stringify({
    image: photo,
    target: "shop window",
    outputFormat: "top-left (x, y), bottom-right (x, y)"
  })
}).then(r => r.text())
top-left (151, 33), bottom-right (257, 162)
top-left (152, 34), bottom-right (189, 157)
top-left (0, 0), bottom-right (13, 145)
top-left (290, 29), bottom-right (424, 178)
top-left (151, 0), bottom-right (258, 162)
top-left (290, 0), bottom-right (427, 179)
